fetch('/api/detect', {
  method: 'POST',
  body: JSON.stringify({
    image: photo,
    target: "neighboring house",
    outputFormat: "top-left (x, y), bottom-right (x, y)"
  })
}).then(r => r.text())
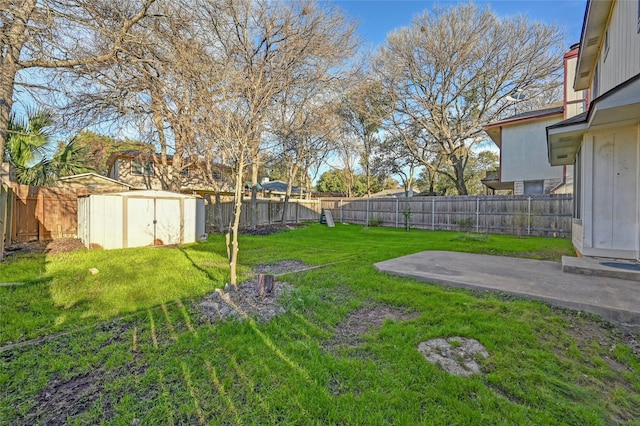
top-left (106, 150), bottom-right (232, 197)
top-left (547, 0), bottom-right (640, 259)
top-left (483, 44), bottom-right (587, 195)
top-left (259, 179), bottom-right (304, 199)
top-left (56, 173), bottom-right (132, 195)
top-left (370, 187), bottom-right (422, 198)
top-left (483, 105), bottom-right (565, 195)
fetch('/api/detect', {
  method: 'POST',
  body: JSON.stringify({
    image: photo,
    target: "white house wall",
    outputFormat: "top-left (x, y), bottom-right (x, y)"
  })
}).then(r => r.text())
top-left (501, 117), bottom-right (565, 182)
top-left (576, 124), bottom-right (640, 259)
top-left (596, 0), bottom-right (640, 96)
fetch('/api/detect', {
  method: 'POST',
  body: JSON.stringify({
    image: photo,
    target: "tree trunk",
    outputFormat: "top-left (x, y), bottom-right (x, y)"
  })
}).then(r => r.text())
top-left (250, 162), bottom-right (259, 230)
top-left (0, 62), bottom-right (17, 163)
top-left (451, 156), bottom-right (469, 195)
top-left (214, 191), bottom-right (224, 233)
top-left (281, 163), bottom-right (297, 223)
top-left (256, 273), bottom-right (275, 297)
top-left (228, 158), bottom-right (245, 288)
top-left (0, 19), bottom-right (25, 160)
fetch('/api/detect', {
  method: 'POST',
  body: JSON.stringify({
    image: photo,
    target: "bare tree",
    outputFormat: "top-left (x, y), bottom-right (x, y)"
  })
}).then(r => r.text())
top-left (372, 133), bottom-right (422, 196)
top-left (198, 0), bottom-right (358, 286)
top-left (0, 0), bottom-right (155, 162)
top-left (375, 3), bottom-right (563, 194)
top-left (339, 76), bottom-right (391, 197)
top-left (51, 1), bottom-right (211, 192)
top-left (269, 87), bottom-right (341, 222)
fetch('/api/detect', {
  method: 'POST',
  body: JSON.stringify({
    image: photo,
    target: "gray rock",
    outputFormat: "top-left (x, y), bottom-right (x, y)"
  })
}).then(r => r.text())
top-left (418, 337), bottom-right (489, 377)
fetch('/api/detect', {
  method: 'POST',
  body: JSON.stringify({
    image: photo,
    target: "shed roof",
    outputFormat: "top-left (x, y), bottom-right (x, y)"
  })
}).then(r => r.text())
top-left (87, 189), bottom-right (199, 199)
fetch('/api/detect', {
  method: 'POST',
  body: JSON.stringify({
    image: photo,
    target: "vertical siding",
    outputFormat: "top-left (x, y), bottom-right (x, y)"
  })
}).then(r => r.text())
top-left (501, 117), bottom-right (564, 182)
top-left (599, 0), bottom-right (640, 94)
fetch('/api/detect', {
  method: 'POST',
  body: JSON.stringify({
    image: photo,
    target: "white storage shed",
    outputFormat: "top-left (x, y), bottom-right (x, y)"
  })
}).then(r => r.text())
top-left (78, 190), bottom-right (206, 250)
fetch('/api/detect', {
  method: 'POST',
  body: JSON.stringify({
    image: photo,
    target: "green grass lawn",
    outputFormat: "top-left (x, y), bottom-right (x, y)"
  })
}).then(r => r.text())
top-left (1, 224), bottom-right (639, 424)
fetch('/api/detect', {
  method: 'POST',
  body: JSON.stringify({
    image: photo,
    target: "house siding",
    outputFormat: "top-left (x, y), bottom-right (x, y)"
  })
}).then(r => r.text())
top-left (501, 116), bottom-right (564, 183)
top-left (565, 53), bottom-right (588, 118)
top-left (573, 124), bottom-right (640, 258)
top-left (596, 0), bottom-right (640, 96)
top-left (115, 158), bottom-right (162, 190)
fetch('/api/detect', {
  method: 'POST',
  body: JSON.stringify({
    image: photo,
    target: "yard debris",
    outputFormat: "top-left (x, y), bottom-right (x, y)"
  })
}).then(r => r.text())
top-left (199, 260), bottom-right (307, 323)
top-left (418, 337), bottom-right (489, 377)
top-left (89, 268), bottom-right (99, 275)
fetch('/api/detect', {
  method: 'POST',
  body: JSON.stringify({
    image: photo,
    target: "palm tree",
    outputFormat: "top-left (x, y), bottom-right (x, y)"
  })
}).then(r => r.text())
top-left (4, 109), bottom-right (93, 186)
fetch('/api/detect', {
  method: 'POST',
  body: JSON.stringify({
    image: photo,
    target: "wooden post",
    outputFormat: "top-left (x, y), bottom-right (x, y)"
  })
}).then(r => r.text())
top-left (0, 184), bottom-right (7, 261)
top-left (38, 190), bottom-right (45, 241)
top-left (257, 274), bottom-right (275, 297)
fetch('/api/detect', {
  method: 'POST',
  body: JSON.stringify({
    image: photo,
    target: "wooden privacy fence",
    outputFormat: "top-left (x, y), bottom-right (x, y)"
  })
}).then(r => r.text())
top-left (320, 194), bottom-right (573, 237)
top-left (10, 185), bottom-right (79, 242)
top-left (206, 199), bottom-right (322, 232)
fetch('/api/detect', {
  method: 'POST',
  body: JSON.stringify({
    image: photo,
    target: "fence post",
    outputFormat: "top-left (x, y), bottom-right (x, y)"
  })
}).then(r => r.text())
top-left (339, 199), bottom-right (343, 224)
top-left (395, 198), bottom-right (399, 228)
top-left (432, 198), bottom-right (435, 230)
top-left (295, 201), bottom-right (299, 223)
top-left (0, 184), bottom-right (7, 261)
top-left (366, 198), bottom-right (370, 228)
top-left (476, 197), bottom-right (480, 233)
top-left (527, 196), bottom-right (532, 236)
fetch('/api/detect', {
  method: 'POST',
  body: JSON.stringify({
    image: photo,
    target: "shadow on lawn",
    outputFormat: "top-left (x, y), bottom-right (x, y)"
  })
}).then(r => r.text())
top-left (177, 246), bottom-right (226, 283)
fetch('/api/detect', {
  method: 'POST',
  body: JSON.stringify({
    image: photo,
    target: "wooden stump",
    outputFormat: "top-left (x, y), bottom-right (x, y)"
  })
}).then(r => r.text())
top-left (257, 274), bottom-right (275, 298)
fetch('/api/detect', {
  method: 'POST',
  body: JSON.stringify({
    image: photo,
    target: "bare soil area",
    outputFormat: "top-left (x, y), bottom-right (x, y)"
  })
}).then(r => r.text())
top-left (323, 305), bottom-right (420, 350)
top-left (4, 238), bottom-right (85, 258)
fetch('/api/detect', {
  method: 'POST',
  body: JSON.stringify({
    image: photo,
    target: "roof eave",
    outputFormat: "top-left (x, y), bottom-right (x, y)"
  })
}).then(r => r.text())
top-left (574, 0), bottom-right (614, 90)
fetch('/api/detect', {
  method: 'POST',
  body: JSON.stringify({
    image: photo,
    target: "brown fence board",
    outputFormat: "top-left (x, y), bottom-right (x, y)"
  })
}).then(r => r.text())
top-left (205, 199), bottom-right (322, 232)
top-left (10, 185), bottom-right (79, 242)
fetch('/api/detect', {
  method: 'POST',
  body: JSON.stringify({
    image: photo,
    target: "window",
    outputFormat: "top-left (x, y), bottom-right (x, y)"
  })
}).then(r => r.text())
top-left (604, 29), bottom-right (610, 60)
top-left (213, 171), bottom-right (222, 181)
top-left (180, 167), bottom-right (190, 177)
top-left (523, 180), bottom-right (544, 195)
top-left (131, 160), bottom-right (154, 176)
top-left (574, 149), bottom-right (582, 219)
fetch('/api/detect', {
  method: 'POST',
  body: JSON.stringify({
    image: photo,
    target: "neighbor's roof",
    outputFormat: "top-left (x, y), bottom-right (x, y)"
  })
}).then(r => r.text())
top-left (56, 172), bottom-right (133, 187)
top-left (371, 188), bottom-right (421, 197)
top-left (262, 180), bottom-right (302, 194)
top-left (484, 105), bottom-right (564, 129)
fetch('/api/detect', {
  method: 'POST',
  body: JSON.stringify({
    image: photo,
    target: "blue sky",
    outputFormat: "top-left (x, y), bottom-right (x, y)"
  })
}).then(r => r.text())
top-left (332, 0), bottom-right (586, 48)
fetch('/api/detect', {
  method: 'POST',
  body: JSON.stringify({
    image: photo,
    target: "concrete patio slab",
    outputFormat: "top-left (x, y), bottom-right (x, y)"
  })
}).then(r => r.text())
top-left (562, 256), bottom-right (640, 282)
top-left (374, 251), bottom-right (640, 332)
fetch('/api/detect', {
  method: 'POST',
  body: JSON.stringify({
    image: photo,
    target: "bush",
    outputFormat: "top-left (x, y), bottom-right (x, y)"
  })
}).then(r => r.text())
top-left (368, 217), bottom-right (384, 227)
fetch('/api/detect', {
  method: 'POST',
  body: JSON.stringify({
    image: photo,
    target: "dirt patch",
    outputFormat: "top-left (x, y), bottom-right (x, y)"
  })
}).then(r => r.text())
top-left (45, 238), bottom-right (86, 255)
top-left (200, 260), bottom-right (310, 323)
top-left (239, 223), bottom-right (306, 236)
top-left (560, 313), bottom-right (640, 370)
top-left (24, 370), bottom-right (110, 425)
top-left (323, 305), bottom-right (420, 350)
top-left (4, 238), bottom-right (85, 259)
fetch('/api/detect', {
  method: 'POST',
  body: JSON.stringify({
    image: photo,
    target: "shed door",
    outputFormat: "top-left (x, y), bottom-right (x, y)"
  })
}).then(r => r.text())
top-left (126, 198), bottom-right (155, 247)
top-left (155, 199), bottom-right (182, 245)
